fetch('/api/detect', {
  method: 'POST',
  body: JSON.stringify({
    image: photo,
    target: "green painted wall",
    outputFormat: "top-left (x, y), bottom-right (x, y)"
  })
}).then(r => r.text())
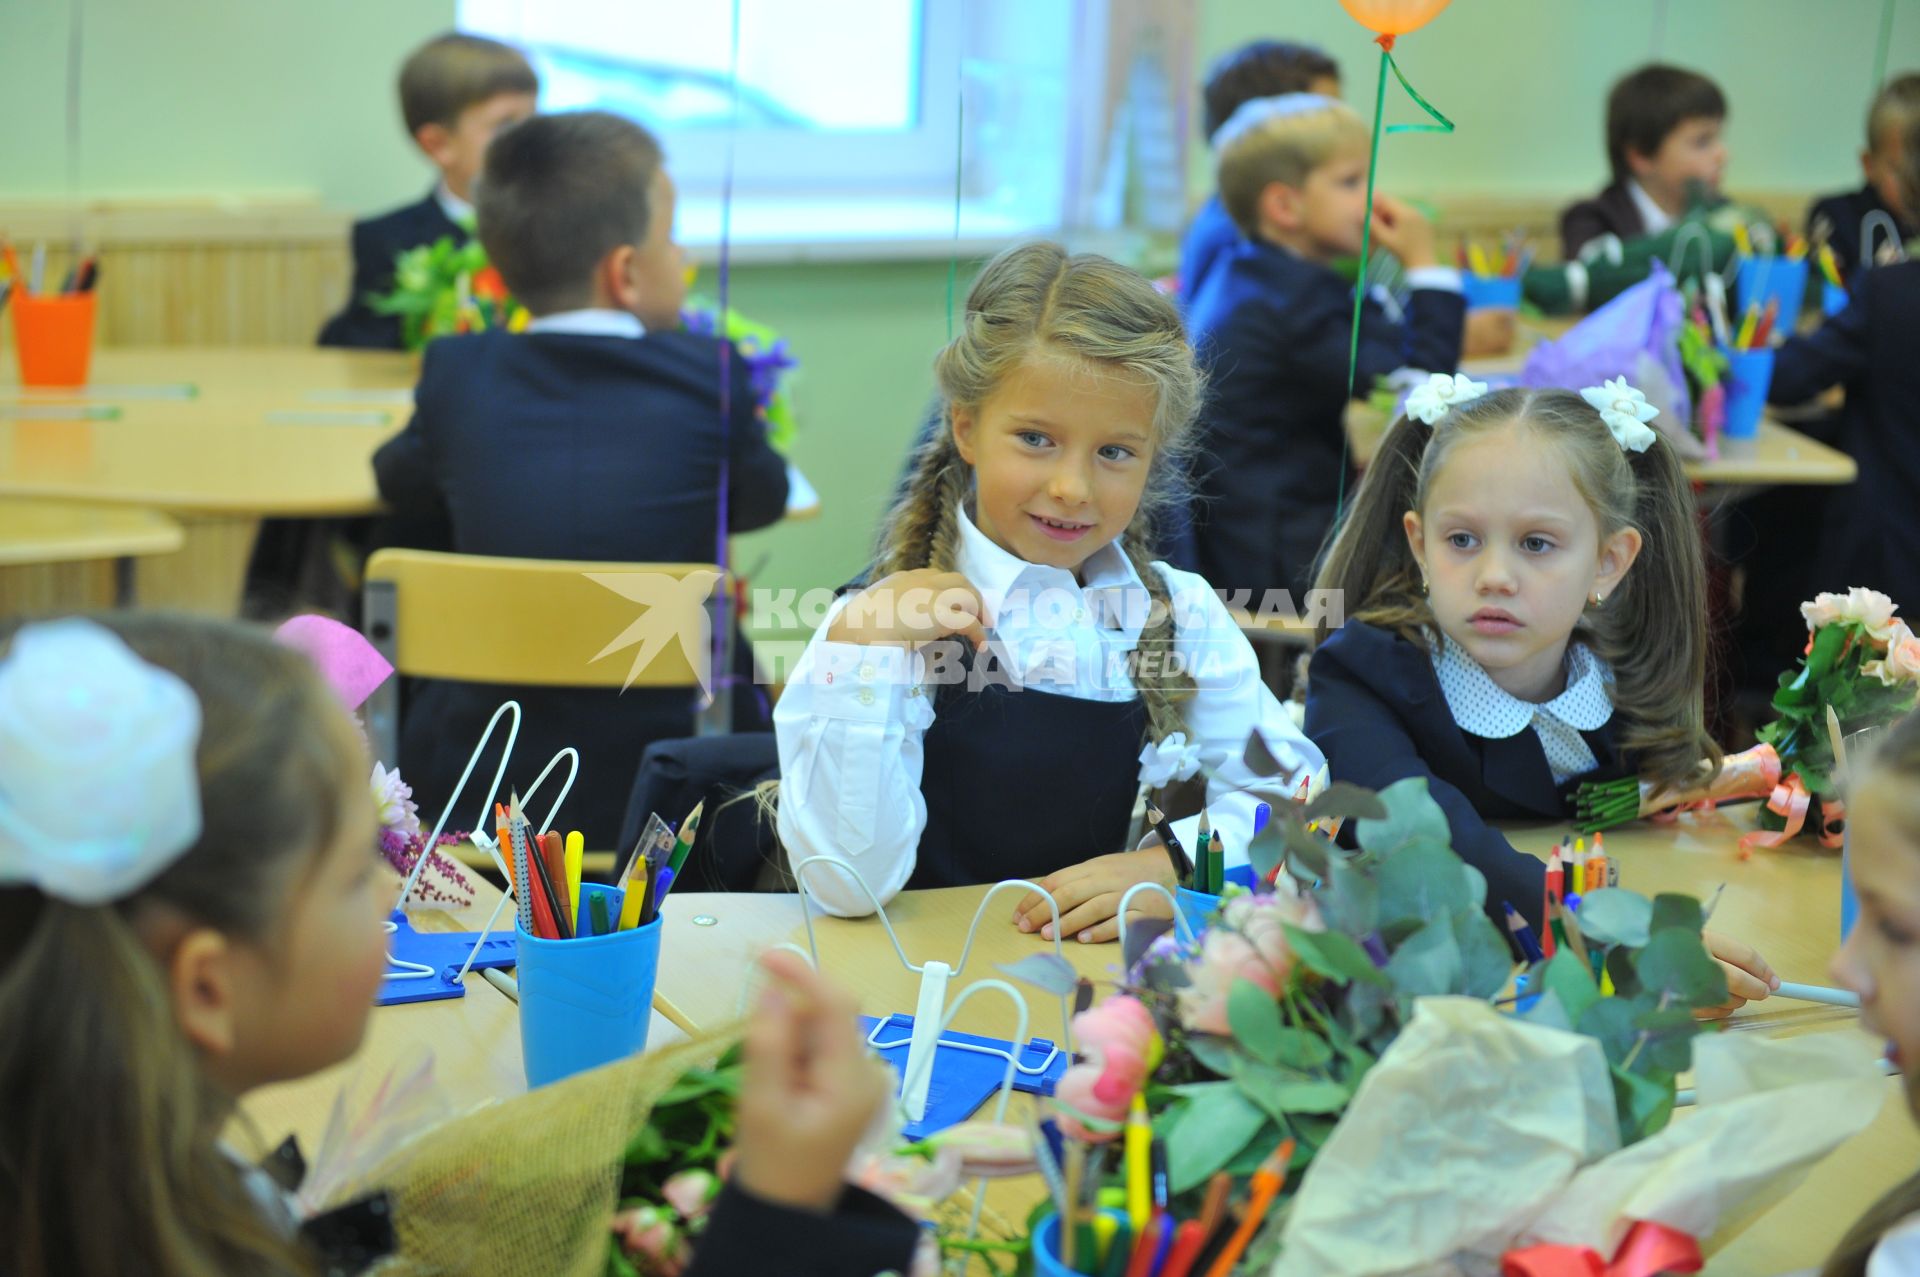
top-left (0, 0), bottom-right (1913, 628)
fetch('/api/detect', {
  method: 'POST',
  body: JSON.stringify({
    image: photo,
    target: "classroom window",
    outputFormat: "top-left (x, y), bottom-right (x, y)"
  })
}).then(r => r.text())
top-left (459, 0), bottom-right (1192, 257)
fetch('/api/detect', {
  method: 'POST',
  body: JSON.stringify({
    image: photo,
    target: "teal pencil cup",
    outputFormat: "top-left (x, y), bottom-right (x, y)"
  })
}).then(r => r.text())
top-left (1461, 272), bottom-right (1522, 310)
top-left (1175, 885), bottom-right (1219, 935)
top-left (516, 883), bottom-right (661, 1088)
top-left (1735, 256), bottom-right (1808, 321)
top-left (1032, 1209), bottom-right (1130, 1277)
top-left (1718, 345), bottom-right (1775, 441)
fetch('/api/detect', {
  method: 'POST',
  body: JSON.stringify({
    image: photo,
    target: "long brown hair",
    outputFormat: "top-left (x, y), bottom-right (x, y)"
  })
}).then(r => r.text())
top-left (0, 613), bottom-right (366, 1277)
top-left (875, 240), bottom-right (1205, 740)
top-left (1315, 387), bottom-right (1719, 793)
top-left (1823, 708), bottom-right (1920, 1277)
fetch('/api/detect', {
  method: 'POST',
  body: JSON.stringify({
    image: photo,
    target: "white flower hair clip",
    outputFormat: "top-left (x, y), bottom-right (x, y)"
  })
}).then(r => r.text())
top-left (0, 619), bottom-right (202, 905)
top-left (1580, 376), bottom-right (1659, 453)
top-left (1138, 731), bottom-right (1203, 789)
top-left (1404, 372), bottom-right (1491, 425)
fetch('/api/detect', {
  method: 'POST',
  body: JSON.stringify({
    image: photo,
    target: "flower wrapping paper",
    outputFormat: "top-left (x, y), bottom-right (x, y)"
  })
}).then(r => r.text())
top-left (1274, 998), bottom-right (1886, 1277)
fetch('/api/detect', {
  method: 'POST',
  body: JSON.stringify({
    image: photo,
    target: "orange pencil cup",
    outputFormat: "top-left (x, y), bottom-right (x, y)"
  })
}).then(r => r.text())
top-left (12, 292), bottom-right (98, 387)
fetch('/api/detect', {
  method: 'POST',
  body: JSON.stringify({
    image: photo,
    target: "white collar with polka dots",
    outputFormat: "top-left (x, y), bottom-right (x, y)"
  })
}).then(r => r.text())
top-left (1429, 630), bottom-right (1614, 740)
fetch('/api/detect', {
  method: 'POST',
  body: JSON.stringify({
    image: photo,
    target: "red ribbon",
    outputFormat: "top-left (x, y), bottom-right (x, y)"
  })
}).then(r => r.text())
top-left (1503, 1221), bottom-right (1703, 1277)
top-left (1737, 771), bottom-right (1813, 860)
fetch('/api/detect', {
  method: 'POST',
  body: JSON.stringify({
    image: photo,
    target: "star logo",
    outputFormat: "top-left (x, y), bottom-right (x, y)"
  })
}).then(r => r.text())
top-left (584, 569), bottom-right (722, 695)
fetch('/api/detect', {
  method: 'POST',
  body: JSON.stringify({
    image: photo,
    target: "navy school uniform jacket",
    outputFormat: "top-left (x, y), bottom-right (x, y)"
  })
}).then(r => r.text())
top-left (371, 327), bottom-right (789, 845)
top-left (685, 1183), bottom-right (918, 1277)
top-left (318, 189), bottom-right (467, 350)
top-left (1807, 182), bottom-right (1917, 279)
top-left (1185, 238), bottom-right (1465, 602)
top-left (1177, 195), bottom-right (1242, 309)
top-left (1305, 621), bottom-right (1627, 930)
top-left (1769, 259), bottom-right (1920, 613)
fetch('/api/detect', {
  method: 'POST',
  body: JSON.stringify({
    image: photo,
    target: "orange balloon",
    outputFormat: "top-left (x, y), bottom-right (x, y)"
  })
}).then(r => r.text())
top-left (1338, 0), bottom-right (1453, 37)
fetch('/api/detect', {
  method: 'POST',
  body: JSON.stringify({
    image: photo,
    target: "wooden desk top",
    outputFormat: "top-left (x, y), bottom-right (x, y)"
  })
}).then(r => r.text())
top-left (0, 346), bottom-right (418, 407)
top-left (0, 497), bottom-right (182, 564)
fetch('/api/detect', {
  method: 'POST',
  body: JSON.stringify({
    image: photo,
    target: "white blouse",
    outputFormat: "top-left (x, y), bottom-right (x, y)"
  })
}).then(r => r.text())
top-left (773, 506), bottom-right (1324, 917)
top-left (1430, 631), bottom-right (1614, 785)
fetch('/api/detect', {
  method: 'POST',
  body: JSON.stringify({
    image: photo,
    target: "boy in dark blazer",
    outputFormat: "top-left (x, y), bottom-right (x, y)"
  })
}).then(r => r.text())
top-left (319, 33), bottom-right (537, 349)
top-left (373, 111), bottom-right (789, 846)
top-left (1559, 64), bottom-right (1728, 261)
top-left (1179, 40), bottom-right (1341, 308)
top-left (1186, 95), bottom-right (1463, 603)
top-left (1807, 74), bottom-right (1920, 278)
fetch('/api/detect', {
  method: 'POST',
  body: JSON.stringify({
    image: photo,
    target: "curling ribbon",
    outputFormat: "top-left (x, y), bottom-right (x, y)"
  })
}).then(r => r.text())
top-left (1502, 1219), bottom-right (1703, 1277)
top-left (1738, 771), bottom-right (1814, 859)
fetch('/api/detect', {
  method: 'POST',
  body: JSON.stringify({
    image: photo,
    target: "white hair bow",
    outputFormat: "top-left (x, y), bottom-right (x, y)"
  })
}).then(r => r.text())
top-left (1404, 372), bottom-right (1491, 425)
top-left (1580, 377), bottom-right (1659, 453)
top-left (0, 620), bottom-right (202, 905)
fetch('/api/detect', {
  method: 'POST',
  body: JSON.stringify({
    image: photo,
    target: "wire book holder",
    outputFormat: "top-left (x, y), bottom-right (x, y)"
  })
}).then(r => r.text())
top-left (1862, 210), bottom-right (1908, 267)
top-left (789, 855), bottom-right (1077, 1135)
top-left (378, 701), bottom-right (583, 1005)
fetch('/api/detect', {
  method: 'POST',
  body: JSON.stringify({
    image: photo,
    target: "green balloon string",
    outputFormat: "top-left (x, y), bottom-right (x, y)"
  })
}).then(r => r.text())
top-left (1873, 0), bottom-right (1896, 92)
top-left (1338, 42), bottom-right (1455, 527)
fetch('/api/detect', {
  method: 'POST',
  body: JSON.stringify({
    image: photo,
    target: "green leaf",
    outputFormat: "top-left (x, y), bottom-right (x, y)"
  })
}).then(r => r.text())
top-left (1384, 918), bottom-right (1463, 998)
top-left (1604, 945), bottom-right (1643, 999)
top-left (1260, 1078), bottom-right (1352, 1114)
top-left (1375, 842), bottom-right (1482, 923)
top-left (1576, 995), bottom-right (1645, 1068)
top-left (1611, 1063), bottom-right (1677, 1142)
top-left (1186, 1034), bottom-right (1238, 1077)
top-left (1228, 979), bottom-right (1287, 1066)
top-left (1453, 909), bottom-right (1515, 998)
top-left (1160, 1084), bottom-right (1267, 1192)
top-left (1248, 824), bottom-right (1288, 887)
top-left (1123, 917), bottom-right (1176, 974)
top-left (1521, 989), bottom-right (1573, 1031)
top-left (1355, 777), bottom-right (1453, 856)
top-left (1302, 782), bottom-right (1387, 824)
top-left (1573, 888), bottom-right (1652, 948)
top-left (1649, 893), bottom-right (1704, 936)
top-left (1318, 855), bottom-right (1379, 936)
top-left (1631, 1004), bottom-right (1702, 1073)
top-left (996, 953), bottom-right (1080, 996)
top-left (1284, 922), bottom-right (1391, 988)
top-left (1635, 929), bottom-right (1729, 1007)
top-left (1280, 813), bottom-right (1330, 881)
top-left (1268, 1027), bottom-right (1335, 1070)
top-left (1243, 727), bottom-right (1291, 777)
top-left (1539, 952), bottom-right (1600, 1025)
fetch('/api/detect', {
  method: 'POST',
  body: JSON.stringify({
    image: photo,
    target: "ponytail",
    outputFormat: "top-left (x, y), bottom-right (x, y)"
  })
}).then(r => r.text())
top-left (1314, 412), bottom-right (1437, 648)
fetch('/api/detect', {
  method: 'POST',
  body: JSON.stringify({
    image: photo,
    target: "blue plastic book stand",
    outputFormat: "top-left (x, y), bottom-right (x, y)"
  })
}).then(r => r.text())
top-left (859, 1012), bottom-right (1070, 1140)
top-left (377, 909), bottom-right (519, 1006)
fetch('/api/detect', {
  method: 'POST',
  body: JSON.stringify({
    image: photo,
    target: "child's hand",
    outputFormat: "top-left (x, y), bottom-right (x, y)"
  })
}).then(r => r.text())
top-left (826, 569), bottom-right (988, 651)
top-left (1369, 195), bottom-right (1437, 270)
top-left (1011, 849), bottom-right (1176, 943)
top-left (1696, 929), bottom-right (1780, 1020)
top-left (1462, 308), bottom-right (1515, 358)
top-left (733, 950), bottom-right (893, 1212)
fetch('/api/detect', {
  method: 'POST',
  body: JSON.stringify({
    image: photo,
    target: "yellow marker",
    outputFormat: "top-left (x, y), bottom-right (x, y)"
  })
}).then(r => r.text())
top-left (1468, 242), bottom-right (1491, 277)
top-left (1091, 1214), bottom-right (1118, 1269)
top-left (1125, 1094), bottom-right (1153, 1235)
top-left (1731, 220), bottom-right (1752, 257)
top-left (564, 831), bottom-right (584, 933)
top-left (1733, 302), bottom-right (1760, 351)
top-left (1572, 837), bottom-right (1586, 895)
top-left (1599, 968), bottom-right (1616, 997)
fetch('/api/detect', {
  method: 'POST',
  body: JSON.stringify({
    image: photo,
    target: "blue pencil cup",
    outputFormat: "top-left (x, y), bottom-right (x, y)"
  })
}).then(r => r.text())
top-left (1032, 1209), bottom-right (1131, 1277)
top-left (1823, 281), bottom-right (1850, 317)
top-left (1461, 273), bottom-right (1522, 311)
top-left (1718, 345), bottom-right (1776, 441)
top-left (1842, 828), bottom-right (1860, 942)
top-left (516, 883), bottom-right (662, 1088)
top-left (1176, 885), bottom-right (1219, 934)
top-left (1735, 256), bottom-right (1808, 321)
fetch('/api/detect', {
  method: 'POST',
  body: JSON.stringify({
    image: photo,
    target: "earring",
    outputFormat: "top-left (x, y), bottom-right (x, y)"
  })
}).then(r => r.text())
top-left (1591, 591), bottom-right (1606, 606)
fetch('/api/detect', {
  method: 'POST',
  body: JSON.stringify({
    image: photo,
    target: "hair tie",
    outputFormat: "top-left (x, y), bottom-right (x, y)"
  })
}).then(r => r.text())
top-left (1404, 372), bottom-right (1490, 424)
top-left (1209, 91), bottom-right (1343, 150)
top-left (1580, 377), bottom-right (1659, 453)
top-left (0, 619), bottom-right (202, 905)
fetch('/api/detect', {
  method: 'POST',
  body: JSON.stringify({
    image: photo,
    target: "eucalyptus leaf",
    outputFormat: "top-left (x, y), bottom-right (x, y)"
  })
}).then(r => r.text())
top-left (1243, 728), bottom-right (1291, 777)
top-left (996, 952), bottom-right (1081, 997)
top-left (1319, 855), bottom-right (1379, 936)
top-left (1248, 825), bottom-right (1288, 888)
top-left (1228, 979), bottom-right (1288, 1067)
top-left (1280, 813), bottom-right (1330, 881)
top-left (1122, 917), bottom-right (1176, 974)
top-left (1632, 1004), bottom-right (1702, 1073)
top-left (1611, 1063), bottom-right (1677, 1142)
top-left (1520, 989), bottom-right (1573, 1031)
top-left (1355, 777), bottom-right (1453, 857)
top-left (1635, 929), bottom-right (1729, 1007)
top-left (1453, 908), bottom-right (1515, 998)
top-left (1576, 994), bottom-right (1646, 1068)
top-left (1649, 893), bottom-right (1705, 936)
top-left (1605, 946), bottom-right (1643, 999)
top-left (1268, 1027), bottom-right (1335, 1070)
top-left (1376, 842), bottom-right (1482, 923)
top-left (1384, 918), bottom-right (1464, 999)
top-left (1302, 782), bottom-right (1388, 824)
top-left (1285, 922), bottom-right (1391, 988)
top-left (1574, 888), bottom-right (1652, 948)
top-left (1074, 978), bottom-right (1096, 1015)
top-left (1539, 952), bottom-right (1599, 1025)
top-left (1187, 1034), bottom-right (1239, 1078)
top-left (1162, 1084), bottom-right (1267, 1192)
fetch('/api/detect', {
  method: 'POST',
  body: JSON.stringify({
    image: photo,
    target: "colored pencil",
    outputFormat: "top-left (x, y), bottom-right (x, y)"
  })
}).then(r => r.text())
top-left (1203, 1139), bottom-right (1295, 1277)
top-left (1147, 802), bottom-right (1193, 884)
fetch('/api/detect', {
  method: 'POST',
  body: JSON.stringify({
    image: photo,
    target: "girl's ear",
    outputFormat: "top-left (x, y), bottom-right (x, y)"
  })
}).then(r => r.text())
top-left (950, 405), bottom-right (978, 466)
top-left (168, 927), bottom-right (240, 1060)
top-left (1595, 525), bottom-right (1643, 599)
top-left (1402, 509), bottom-right (1428, 580)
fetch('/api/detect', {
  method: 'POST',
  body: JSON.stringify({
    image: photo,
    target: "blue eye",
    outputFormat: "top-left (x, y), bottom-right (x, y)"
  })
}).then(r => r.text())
top-left (1017, 430), bottom-right (1050, 449)
top-left (1099, 444), bottom-right (1136, 462)
top-left (1447, 532), bottom-right (1477, 550)
top-left (1521, 536), bottom-right (1555, 553)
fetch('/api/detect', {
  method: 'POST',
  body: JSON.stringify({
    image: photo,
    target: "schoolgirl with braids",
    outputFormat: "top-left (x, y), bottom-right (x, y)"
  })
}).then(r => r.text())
top-left (1306, 375), bottom-right (1775, 1013)
top-left (774, 242), bottom-right (1322, 941)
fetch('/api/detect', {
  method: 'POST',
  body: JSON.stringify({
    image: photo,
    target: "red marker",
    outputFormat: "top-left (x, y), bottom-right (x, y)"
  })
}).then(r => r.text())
top-left (1159, 1221), bottom-right (1210, 1277)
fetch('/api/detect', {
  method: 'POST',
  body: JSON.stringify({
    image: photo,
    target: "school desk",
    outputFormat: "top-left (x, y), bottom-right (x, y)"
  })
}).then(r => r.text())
top-left (0, 497), bottom-right (182, 611)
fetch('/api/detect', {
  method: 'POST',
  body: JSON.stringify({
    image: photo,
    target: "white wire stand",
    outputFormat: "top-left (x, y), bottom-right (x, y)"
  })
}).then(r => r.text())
top-left (1863, 210), bottom-right (1908, 266)
top-left (446, 745), bottom-right (583, 987)
top-left (789, 856), bottom-right (1076, 1127)
top-left (1114, 882), bottom-right (1198, 960)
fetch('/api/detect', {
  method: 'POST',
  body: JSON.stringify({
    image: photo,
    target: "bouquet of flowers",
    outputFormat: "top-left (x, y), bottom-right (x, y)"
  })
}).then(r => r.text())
top-left (1005, 778), bottom-right (1881, 1275)
top-left (1741, 587), bottom-right (1920, 855)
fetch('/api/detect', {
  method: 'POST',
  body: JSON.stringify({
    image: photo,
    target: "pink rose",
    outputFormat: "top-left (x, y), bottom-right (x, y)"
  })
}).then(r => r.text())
top-left (1055, 995), bottom-right (1163, 1141)
top-left (661, 1169), bottom-right (719, 1222)
top-left (1179, 891), bottom-right (1322, 1037)
top-left (1862, 619), bottom-right (1920, 685)
top-left (1802, 588), bottom-right (1899, 642)
top-left (612, 1204), bottom-right (687, 1277)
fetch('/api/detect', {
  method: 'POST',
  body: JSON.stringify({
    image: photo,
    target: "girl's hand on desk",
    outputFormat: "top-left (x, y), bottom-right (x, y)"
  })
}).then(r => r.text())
top-left (1011, 850), bottom-right (1175, 944)
top-left (734, 950), bottom-right (893, 1212)
top-left (1697, 929), bottom-right (1780, 1020)
top-left (826, 570), bottom-right (988, 651)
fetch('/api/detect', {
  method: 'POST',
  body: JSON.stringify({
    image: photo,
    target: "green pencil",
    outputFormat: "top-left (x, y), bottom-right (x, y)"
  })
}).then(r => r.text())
top-left (666, 803), bottom-right (705, 877)
top-left (1200, 809), bottom-right (1222, 896)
